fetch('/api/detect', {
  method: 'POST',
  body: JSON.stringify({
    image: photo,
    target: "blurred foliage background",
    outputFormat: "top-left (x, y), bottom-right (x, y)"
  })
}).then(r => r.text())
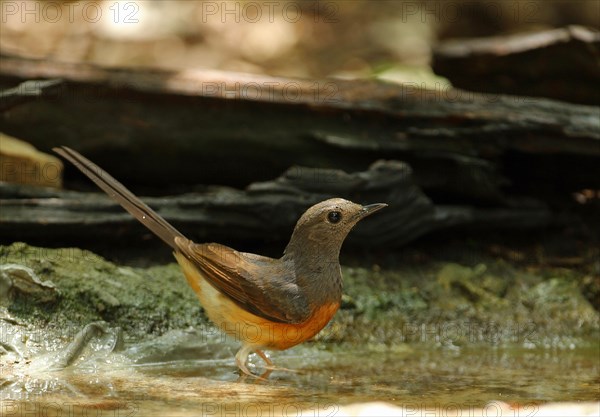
top-left (1, 0), bottom-right (598, 81)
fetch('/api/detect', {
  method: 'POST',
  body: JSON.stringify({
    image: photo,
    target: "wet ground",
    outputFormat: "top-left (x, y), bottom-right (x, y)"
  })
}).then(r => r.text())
top-left (1, 239), bottom-right (599, 415)
top-left (2, 339), bottom-right (598, 416)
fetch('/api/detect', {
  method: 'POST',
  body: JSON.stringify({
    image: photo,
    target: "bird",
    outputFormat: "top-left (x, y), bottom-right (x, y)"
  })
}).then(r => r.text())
top-left (54, 146), bottom-right (387, 376)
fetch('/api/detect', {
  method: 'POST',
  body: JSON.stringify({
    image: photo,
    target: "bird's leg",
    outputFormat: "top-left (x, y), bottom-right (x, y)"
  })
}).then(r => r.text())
top-left (255, 349), bottom-right (274, 367)
top-left (235, 345), bottom-right (255, 376)
top-left (255, 350), bottom-right (277, 379)
top-left (235, 346), bottom-right (277, 381)
top-left (255, 349), bottom-right (299, 373)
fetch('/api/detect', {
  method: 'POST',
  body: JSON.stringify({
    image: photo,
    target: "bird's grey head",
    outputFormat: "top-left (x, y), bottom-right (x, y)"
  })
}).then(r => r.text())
top-left (284, 198), bottom-right (387, 257)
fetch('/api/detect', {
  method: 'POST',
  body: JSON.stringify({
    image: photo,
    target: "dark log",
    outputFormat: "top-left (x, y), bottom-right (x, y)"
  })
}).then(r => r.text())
top-left (0, 161), bottom-right (551, 248)
top-left (0, 54), bottom-right (596, 248)
top-left (433, 26), bottom-right (600, 105)
top-left (1, 54), bottom-right (598, 205)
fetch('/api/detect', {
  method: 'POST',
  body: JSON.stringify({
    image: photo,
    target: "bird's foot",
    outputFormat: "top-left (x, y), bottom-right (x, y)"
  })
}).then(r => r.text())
top-left (235, 346), bottom-right (296, 380)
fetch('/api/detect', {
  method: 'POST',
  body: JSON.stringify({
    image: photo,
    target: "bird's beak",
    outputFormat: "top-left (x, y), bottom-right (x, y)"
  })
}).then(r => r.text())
top-left (360, 203), bottom-right (388, 218)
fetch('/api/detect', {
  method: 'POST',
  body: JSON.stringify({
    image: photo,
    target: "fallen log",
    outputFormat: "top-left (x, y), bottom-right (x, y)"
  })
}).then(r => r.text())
top-left (1, 54), bottom-right (598, 204)
top-left (0, 161), bottom-right (550, 248)
top-left (433, 26), bottom-right (600, 105)
top-left (0, 54), bottom-right (596, 247)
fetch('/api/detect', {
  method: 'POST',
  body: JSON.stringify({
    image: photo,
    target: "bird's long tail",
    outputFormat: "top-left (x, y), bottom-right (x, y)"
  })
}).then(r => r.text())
top-left (54, 146), bottom-right (185, 250)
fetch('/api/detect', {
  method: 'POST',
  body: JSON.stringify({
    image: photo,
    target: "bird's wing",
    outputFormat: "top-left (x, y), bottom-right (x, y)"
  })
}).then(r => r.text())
top-left (175, 238), bottom-right (311, 324)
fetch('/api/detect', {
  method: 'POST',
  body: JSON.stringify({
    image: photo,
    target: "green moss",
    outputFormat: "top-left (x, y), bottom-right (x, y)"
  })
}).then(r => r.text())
top-left (333, 258), bottom-right (598, 347)
top-left (1, 243), bottom-right (207, 342)
top-left (1, 243), bottom-right (598, 350)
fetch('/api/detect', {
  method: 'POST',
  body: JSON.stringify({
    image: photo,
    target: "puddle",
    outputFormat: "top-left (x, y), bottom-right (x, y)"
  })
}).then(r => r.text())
top-left (2, 340), bottom-right (598, 416)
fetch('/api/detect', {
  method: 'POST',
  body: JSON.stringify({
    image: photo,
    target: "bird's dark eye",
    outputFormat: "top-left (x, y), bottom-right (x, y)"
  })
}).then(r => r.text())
top-left (327, 211), bottom-right (341, 224)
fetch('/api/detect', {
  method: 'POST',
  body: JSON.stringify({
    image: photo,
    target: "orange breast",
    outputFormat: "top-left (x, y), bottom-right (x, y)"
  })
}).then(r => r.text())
top-left (175, 252), bottom-right (339, 350)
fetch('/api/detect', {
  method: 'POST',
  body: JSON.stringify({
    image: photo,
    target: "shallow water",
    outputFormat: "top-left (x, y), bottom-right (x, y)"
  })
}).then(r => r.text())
top-left (2, 341), bottom-right (598, 416)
